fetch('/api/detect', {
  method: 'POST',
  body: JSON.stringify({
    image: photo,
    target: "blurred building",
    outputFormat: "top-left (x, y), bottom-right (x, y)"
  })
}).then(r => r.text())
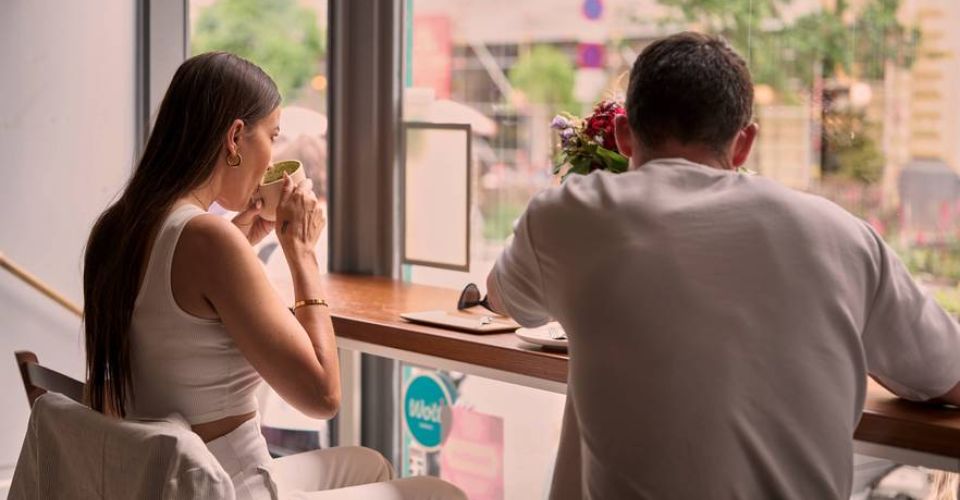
top-left (905, 0), bottom-right (960, 167)
top-left (881, 0), bottom-right (960, 234)
top-left (410, 0), bottom-right (671, 180)
top-left (409, 0), bottom-right (836, 191)
top-left (749, 104), bottom-right (815, 190)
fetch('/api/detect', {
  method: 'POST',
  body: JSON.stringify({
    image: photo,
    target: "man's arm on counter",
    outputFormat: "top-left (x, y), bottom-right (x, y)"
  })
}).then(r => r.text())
top-left (486, 267), bottom-right (507, 316)
top-left (863, 228), bottom-right (960, 405)
top-left (484, 205), bottom-right (552, 328)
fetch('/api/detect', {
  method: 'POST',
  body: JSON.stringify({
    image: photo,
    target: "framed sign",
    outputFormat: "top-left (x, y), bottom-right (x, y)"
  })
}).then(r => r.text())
top-left (400, 122), bottom-right (471, 271)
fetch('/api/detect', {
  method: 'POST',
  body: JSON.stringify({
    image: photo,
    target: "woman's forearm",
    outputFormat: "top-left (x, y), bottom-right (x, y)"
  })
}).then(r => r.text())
top-left (288, 251), bottom-right (342, 409)
top-left (288, 250), bottom-right (323, 301)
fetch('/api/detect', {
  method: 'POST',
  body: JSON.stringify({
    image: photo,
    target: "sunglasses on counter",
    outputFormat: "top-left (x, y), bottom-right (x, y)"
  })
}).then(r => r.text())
top-left (457, 283), bottom-right (494, 313)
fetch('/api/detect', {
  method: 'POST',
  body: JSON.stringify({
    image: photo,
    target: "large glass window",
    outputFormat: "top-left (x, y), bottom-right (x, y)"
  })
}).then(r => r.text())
top-left (401, 0), bottom-right (960, 496)
top-left (190, 0), bottom-right (329, 282)
top-left (403, 0), bottom-right (960, 310)
top-left (189, 0), bottom-right (330, 451)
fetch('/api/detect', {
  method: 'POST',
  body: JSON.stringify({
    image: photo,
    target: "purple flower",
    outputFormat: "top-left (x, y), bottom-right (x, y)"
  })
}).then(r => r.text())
top-left (551, 115), bottom-right (571, 130)
top-left (560, 128), bottom-right (576, 147)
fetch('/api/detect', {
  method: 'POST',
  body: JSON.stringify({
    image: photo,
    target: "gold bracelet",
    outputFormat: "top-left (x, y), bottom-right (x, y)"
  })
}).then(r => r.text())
top-left (293, 298), bottom-right (329, 310)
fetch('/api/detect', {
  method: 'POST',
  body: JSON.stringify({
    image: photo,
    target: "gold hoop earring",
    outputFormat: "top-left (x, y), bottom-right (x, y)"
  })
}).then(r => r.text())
top-left (227, 152), bottom-right (243, 168)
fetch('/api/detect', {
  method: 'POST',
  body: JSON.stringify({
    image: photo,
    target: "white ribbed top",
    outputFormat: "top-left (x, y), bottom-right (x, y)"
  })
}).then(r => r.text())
top-left (128, 204), bottom-right (262, 424)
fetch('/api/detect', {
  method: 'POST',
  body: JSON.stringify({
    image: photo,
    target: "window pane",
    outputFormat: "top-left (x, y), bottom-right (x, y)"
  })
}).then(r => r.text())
top-left (402, 0), bottom-right (959, 496)
top-left (403, 0), bottom-right (960, 307)
top-left (189, 0), bottom-right (328, 275)
top-left (189, 0), bottom-right (329, 452)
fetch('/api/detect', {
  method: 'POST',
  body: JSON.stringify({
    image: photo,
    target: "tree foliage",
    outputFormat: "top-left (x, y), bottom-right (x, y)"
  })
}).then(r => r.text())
top-left (823, 110), bottom-right (884, 184)
top-left (508, 45), bottom-right (577, 112)
top-left (192, 0), bottom-right (324, 100)
top-left (655, 0), bottom-right (919, 184)
top-left (656, 0), bottom-right (919, 92)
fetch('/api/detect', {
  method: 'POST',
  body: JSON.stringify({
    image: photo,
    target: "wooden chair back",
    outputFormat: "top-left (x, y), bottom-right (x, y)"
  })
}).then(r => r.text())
top-left (14, 351), bottom-right (84, 407)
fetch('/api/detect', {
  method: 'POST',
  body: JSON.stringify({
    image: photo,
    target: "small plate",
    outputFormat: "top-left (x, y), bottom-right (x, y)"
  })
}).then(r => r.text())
top-left (515, 322), bottom-right (568, 349)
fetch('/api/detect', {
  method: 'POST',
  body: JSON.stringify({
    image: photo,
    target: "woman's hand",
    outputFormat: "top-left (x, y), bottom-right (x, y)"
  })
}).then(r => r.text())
top-left (232, 197), bottom-right (276, 246)
top-left (276, 173), bottom-right (324, 260)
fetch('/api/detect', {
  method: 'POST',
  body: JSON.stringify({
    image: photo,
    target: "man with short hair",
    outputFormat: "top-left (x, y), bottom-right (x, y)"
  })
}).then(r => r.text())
top-left (486, 32), bottom-right (960, 499)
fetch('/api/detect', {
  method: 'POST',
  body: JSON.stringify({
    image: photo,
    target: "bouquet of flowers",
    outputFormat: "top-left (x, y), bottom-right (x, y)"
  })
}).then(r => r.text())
top-left (551, 100), bottom-right (629, 182)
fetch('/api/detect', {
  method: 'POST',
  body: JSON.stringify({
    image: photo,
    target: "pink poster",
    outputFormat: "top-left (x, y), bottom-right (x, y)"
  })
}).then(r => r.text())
top-left (412, 15), bottom-right (452, 99)
top-left (440, 406), bottom-right (504, 500)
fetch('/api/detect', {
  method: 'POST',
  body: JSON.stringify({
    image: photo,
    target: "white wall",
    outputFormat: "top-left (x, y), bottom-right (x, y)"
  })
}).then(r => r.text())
top-left (0, 0), bottom-right (136, 474)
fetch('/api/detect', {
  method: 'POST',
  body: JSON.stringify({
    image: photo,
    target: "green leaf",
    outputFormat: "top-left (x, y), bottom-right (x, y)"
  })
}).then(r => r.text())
top-left (596, 147), bottom-right (629, 173)
top-left (553, 152), bottom-right (571, 175)
top-left (569, 156), bottom-right (592, 174)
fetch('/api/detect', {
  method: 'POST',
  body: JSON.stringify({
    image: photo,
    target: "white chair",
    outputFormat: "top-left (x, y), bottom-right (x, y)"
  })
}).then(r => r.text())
top-left (10, 352), bottom-right (235, 500)
top-left (10, 352), bottom-right (467, 500)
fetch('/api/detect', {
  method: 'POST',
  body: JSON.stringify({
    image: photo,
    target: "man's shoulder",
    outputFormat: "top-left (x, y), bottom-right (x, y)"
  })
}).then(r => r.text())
top-left (749, 176), bottom-right (866, 228)
top-left (527, 170), bottom-right (627, 213)
top-left (744, 177), bottom-right (884, 261)
top-left (527, 169), bottom-right (872, 236)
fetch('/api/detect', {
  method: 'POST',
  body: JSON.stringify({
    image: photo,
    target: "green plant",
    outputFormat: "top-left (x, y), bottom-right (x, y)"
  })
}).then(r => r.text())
top-left (482, 201), bottom-right (526, 242)
top-left (934, 287), bottom-right (960, 319)
top-left (551, 101), bottom-right (629, 181)
top-left (822, 111), bottom-right (884, 184)
top-left (896, 243), bottom-right (960, 284)
top-left (653, 0), bottom-right (919, 93)
top-left (192, 0), bottom-right (324, 100)
top-left (509, 45), bottom-right (578, 112)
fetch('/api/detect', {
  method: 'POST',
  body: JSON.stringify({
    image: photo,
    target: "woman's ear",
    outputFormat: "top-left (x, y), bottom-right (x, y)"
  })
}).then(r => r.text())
top-left (225, 119), bottom-right (245, 155)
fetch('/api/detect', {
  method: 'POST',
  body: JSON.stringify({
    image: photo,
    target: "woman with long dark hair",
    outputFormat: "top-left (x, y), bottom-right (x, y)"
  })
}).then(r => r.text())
top-left (83, 52), bottom-right (463, 499)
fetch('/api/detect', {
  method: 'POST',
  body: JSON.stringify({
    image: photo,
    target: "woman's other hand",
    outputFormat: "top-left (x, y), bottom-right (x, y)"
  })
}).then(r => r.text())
top-left (276, 173), bottom-right (324, 259)
top-left (232, 197), bottom-right (276, 246)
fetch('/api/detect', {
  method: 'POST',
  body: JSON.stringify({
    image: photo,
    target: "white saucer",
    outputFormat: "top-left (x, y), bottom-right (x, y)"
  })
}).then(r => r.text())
top-left (515, 322), bottom-right (568, 349)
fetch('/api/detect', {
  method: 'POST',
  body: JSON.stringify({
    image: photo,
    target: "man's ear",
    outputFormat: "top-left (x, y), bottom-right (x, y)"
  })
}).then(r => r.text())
top-left (731, 122), bottom-right (759, 168)
top-left (614, 114), bottom-right (634, 158)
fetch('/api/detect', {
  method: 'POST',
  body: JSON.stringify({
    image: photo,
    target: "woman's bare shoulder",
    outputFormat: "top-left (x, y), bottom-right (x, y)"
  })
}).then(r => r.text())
top-left (177, 212), bottom-right (256, 269)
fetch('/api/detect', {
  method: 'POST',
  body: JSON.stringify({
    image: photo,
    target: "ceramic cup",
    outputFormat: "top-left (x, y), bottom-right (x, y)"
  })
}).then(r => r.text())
top-left (257, 160), bottom-right (306, 222)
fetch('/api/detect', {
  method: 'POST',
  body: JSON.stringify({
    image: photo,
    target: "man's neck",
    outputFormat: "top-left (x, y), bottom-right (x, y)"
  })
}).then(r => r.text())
top-left (632, 143), bottom-right (732, 171)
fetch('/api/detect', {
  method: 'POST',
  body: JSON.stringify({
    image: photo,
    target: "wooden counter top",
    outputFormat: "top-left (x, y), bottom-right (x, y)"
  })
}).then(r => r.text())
top-left (322, 273), bottom-right (960, 461)
top-left (323, 273), bottom-right (567, 383)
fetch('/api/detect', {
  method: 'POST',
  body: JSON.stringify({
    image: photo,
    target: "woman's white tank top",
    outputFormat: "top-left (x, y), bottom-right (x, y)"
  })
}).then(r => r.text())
top-left (128, 204), bottom-right (262, 424)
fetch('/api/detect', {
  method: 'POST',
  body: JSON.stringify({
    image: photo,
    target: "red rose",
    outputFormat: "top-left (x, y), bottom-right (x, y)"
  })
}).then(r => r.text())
top-left (596, 100), bottom-right (625, 116)
top-left (554, 99), bottom-right (628, 181)
top-left (584, 101), bottom-right (625, 151)
top-left (585, 115), bottom-right (611, 137)
top-left (603, 132), bottom-right (618, 151)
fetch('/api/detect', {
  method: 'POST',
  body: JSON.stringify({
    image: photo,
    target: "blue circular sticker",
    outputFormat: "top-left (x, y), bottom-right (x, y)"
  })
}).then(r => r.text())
top-left (403, 372), bottom-right (453, 451)
top-left (583, 0), bottom-right (603, 20)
